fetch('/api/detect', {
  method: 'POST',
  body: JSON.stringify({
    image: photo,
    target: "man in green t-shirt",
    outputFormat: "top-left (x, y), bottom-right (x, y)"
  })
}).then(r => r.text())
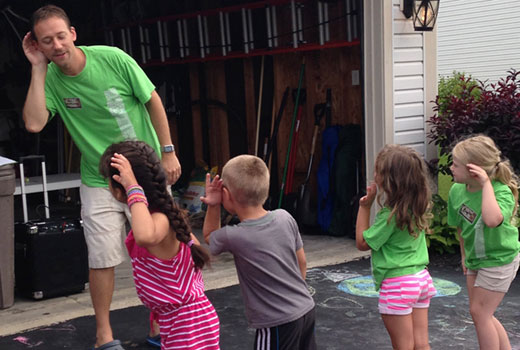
top-left (22, 5), bottom-right (179, 349)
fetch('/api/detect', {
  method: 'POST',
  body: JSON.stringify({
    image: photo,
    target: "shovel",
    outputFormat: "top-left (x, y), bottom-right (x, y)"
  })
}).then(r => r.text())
top-left (296, 90), bottom-right (328, 228)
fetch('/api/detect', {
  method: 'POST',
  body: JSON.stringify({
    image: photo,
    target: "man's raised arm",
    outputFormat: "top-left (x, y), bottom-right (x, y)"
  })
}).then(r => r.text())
top-left (22, 32), bottom-right (50, 133)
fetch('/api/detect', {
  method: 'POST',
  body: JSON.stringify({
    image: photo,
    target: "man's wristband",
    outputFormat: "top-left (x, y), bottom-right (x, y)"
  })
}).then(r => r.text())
top-left (161, 144), bottom-right (175, 153)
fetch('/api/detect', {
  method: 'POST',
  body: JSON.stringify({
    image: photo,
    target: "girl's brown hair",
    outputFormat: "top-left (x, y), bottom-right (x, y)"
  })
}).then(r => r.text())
top-left (452, 135), bottom-right (519, 216)
top-left (375, 144), bottom-right (432, 236)
top-left (99, 141), bottom-right (210, 269)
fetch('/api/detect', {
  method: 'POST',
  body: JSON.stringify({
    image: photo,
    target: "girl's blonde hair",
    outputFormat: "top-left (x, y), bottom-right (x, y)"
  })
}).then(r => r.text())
top-left (452, 135), bottom-right (519, 215)
top-left (375, 145), bottom-right (432, 236)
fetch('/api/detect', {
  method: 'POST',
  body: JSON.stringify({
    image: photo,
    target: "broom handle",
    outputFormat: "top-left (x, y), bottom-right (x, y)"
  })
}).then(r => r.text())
top-left (278, 58), bottom-right (305, 208)
top-left (254, 55), bottom-right (265, 156)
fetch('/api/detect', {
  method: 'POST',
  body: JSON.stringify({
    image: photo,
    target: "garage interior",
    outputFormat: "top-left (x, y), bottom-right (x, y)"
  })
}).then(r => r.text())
top-left (0, 0), bottom-right (364, 235)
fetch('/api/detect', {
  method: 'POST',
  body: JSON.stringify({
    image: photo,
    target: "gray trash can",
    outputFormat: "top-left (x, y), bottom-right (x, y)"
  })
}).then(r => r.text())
top-left (0, 163), bottom-right (15, 309)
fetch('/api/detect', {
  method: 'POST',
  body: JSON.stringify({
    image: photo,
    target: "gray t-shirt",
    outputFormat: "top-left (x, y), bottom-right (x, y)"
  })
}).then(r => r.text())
top-left (209, 209), bottom-right (315, 328)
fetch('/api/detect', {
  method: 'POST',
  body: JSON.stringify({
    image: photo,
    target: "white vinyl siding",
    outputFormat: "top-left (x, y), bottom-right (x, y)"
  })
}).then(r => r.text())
top-left (392, 0), bottom-right (426, 155)
top-left (437, 0), bottom-right (520, 84)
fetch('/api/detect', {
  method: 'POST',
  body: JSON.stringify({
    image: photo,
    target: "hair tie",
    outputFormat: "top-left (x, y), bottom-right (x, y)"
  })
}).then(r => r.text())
top-left (187, 240), bottom-right (194, 248)
top-left (495, 161), bottom-right (501, 168)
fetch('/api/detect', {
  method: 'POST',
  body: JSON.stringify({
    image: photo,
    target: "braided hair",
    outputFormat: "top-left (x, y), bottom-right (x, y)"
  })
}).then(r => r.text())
top-left (100, 140), bottom-right (210, 269)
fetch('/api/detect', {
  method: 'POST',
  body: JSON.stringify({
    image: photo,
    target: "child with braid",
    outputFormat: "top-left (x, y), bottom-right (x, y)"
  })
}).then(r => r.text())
top-left (100, 141), bottom-right (220, 350)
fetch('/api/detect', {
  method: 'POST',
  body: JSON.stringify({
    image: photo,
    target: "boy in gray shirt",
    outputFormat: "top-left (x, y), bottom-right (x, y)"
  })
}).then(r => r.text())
top-left (202, 155), bottom-right (316, 350)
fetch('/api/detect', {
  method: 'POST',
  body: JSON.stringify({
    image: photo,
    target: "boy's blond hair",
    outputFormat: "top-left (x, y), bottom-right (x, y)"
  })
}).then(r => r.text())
top-left (222, 155), bottom-right (270, 207)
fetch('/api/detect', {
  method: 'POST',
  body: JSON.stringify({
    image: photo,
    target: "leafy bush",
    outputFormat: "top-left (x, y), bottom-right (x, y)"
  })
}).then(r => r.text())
top-left (427, 194), bottom-right (459, 254)
top-left (437, 71), bottom-right (481, 117)
top-left (427, 70), bottom-right (520, 254)
top-left (428, 70), bottom-right (520, 175)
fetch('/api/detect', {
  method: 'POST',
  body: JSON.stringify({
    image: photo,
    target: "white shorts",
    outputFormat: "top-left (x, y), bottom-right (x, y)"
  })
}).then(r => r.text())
top-left (80, 184), bottom-right (131, 269)
top-left (467, 253), bottom-right (520, 293)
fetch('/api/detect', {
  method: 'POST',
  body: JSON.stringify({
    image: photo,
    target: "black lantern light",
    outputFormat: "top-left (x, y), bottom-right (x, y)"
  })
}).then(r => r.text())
top-left (402, 0), bottom-right (440, 31)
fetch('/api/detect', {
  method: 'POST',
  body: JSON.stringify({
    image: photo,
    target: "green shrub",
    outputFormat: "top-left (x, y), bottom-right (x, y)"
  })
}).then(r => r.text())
top-left (427, 70), bottom-right (520, 254)
top-left (437, 71), bottom-right (481, 117)
top-left (427, 194), bottom-right (459, 254)
top-left (429, 70), bottom-right (520, 174)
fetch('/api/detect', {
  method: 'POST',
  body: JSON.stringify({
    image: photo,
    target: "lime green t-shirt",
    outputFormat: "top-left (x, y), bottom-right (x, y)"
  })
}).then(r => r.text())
top-left (44, 45), bottom-right (161, 187)
top-left (447, 181), bottom-right (520, 270)
top-left (363, 207), bottom-right (429, 291)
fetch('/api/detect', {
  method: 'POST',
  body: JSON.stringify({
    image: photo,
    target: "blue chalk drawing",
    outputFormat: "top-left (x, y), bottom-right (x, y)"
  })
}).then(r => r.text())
top-left (338, 276), bottom-right (461, 298)
top-left (338, 276), bottom-right (378, 297)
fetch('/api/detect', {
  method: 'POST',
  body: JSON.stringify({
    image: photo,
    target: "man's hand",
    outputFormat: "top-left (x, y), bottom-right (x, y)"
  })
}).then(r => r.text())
top-left (22, 32), bottom-right (48, 67)
top-left (359, 182), bottom-right (377, 208)
top-left (110, 153), bottom-right (139, 189)
top-left (161, 152), bottom-right (181, 185)
top-left (200, 174), bottom-right (223, 207)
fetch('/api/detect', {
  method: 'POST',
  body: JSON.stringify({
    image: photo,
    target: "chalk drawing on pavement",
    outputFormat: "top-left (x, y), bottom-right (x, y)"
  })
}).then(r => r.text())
top-left (337, 276), bottom-right (461, 298)
top-left (13, 336), bottom-right (43, 348)
top-left (306, 268), bottom-right (361, 283)
top-left (432, 277), bottom-right (462, 297)
top-left (324, 272), bottom-right (361, 283)
top-left (338, 276), bottom-right (378, 297)
top-left (39, 323), bottom-right (76, 332)
top-left (319, 296), bottom-right (364, 309)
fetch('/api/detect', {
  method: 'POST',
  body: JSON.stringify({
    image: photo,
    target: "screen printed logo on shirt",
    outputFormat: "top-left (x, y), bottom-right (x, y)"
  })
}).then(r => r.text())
top-left (64, 98), bottom-right (82, 109)
top-left (459, 204), bottom-right (477, 224)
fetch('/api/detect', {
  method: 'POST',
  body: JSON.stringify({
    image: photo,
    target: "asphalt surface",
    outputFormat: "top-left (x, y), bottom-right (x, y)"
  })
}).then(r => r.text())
top-left (1, 256), bottom-right (520, 350)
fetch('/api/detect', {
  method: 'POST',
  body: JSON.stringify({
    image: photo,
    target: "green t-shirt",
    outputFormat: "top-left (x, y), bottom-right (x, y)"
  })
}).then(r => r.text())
top-left (363, 207), bottom-right (429, 291)
top-left (45, 45), bottom-right (160, 187)
top-left (447, 181), bottom-right (520, 270)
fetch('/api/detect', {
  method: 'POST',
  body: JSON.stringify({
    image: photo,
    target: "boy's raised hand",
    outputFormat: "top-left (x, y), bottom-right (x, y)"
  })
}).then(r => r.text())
top-left (110, 153), bottom-right (139, 189)
top-left (359, 182), bottom-right (377, 208)
top-left (200, 173), bottom-right (223, 206)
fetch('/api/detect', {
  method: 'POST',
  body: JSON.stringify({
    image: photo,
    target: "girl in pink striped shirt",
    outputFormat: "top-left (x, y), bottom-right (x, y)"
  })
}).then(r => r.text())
top-left (100, 141), bottom-right (220, 350)
top-left (355, 145), bottom-right (436, 350)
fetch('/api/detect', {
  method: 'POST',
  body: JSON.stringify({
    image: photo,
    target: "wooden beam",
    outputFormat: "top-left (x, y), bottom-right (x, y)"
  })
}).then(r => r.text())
top-left (205, 61), bottom-right (230, 170)
top-left (189, 63), bottom-right (204, 165)
top-left (243, 58), bottom-right (257, 155)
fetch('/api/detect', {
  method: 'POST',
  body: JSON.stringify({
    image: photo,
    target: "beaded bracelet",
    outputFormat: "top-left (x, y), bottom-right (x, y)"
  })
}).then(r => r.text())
top-left (125, 184), bottom-right (149, 208)
top-left (126, 184), bottom-right (143, 196)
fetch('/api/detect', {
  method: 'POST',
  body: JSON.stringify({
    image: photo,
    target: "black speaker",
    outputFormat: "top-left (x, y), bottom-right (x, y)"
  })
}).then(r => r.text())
top-left (15, 218), bottom-right (89, 299)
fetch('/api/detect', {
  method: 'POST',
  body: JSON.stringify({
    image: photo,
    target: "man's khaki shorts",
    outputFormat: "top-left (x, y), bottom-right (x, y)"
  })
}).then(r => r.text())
top-left (80, 184), bottom-right (131, 269)
top-left (467, 253), bottom-right (520, 293)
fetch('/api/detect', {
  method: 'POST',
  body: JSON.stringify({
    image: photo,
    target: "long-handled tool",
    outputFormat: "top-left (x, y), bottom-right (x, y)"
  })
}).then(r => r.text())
top-left (278, 59), bottom-right (305, 208)
top-left (264, 87), bottom-right (290, 166)
top-left (297, 88), bottom-right (330, 227)
top-left (285, 89), bottom-right (306, 195)
top-left (254, 56), bottom-right (266, 156)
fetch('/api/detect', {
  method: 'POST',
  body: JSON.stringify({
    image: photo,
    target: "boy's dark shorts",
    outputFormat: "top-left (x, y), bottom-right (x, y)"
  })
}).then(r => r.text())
top-left (254, 307), bottom-right (317, 350)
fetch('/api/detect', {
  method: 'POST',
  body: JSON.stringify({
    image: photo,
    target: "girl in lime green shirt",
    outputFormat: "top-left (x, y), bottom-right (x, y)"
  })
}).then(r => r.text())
top-left (448, 135), bottom-right (520, 350)
top-left (356, 144), bottom-right (435, 350)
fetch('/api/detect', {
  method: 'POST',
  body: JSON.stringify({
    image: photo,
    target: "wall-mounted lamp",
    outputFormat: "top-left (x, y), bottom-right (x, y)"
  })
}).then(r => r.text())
top-left (402, 0), bottom-right (440, 31)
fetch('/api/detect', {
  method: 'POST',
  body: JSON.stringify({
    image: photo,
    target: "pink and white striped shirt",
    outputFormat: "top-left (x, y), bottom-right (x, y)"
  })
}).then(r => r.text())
top-left (126, 231), bottom-right (220, 349)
